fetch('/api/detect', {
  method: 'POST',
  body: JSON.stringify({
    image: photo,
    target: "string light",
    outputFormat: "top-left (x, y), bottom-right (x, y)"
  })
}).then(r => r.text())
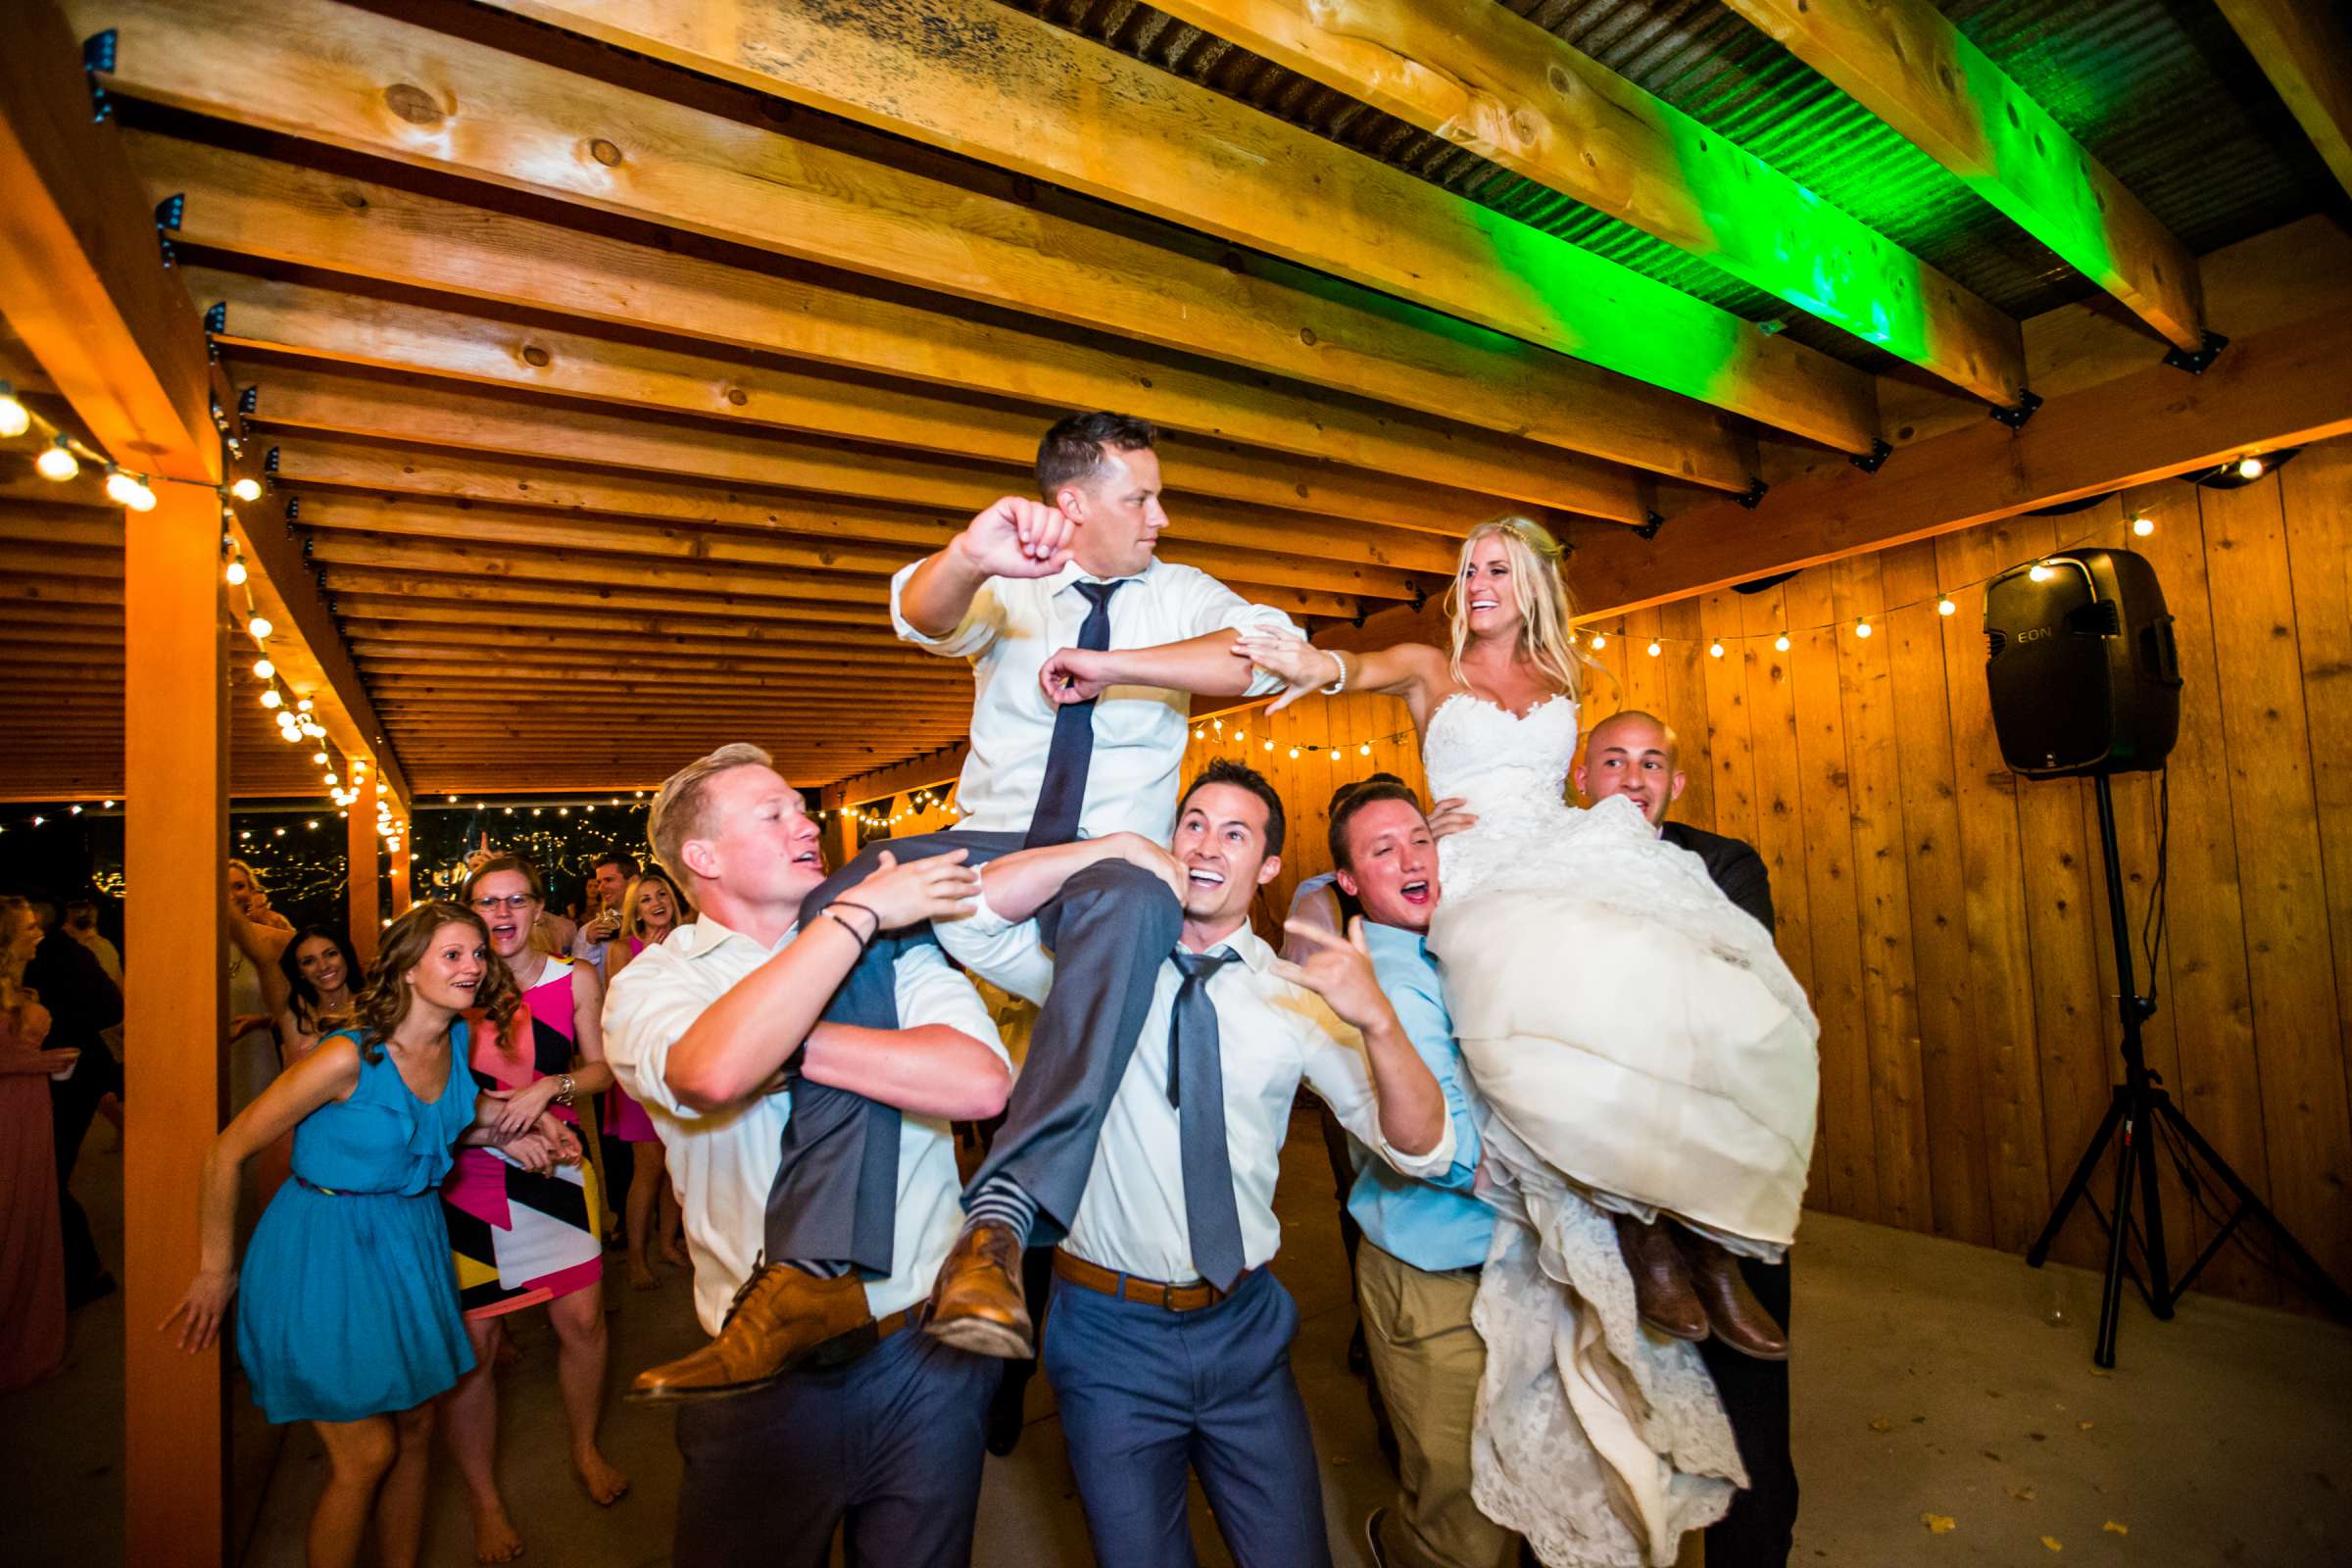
top-left (229, 477), bottom-right (263, 502)
top-left (1590, 632), bottom-right (1606, 651)
top-left (253, 658), bottom-right (273, 679)
top-left (2236, 455), bottom-right (2265, 480)
top-left (1854, 619), bottom-right (1874, 638)
top-left (1937, 598), bottom-right (1958, 616)
top-left (1289, 747), bottom-right (1300, 759)
top-left (35, 437), bottom-right (78, 482)
top-left (1263, 739), bottom-right (1274, 751)
top-left (1646, 640), bottom-right (1662, 658)
top-left (247, 616), bottom-right (273, 641)
top-left (1708, 641), bottom-right (1725, 659)
top-left (2132, 514), bottom-right (2155, 537)
top-left (296, 698), bottom-right (313, 712)
top-left (259, 689), bottom-right (282, 709)
top-left (2028, 564), bottom-right (2053, 582)
top-left (104, 467), bottom-right (156, 512)
top-left (0, 383), bottom-right (27, 438)
top-left (1775, 634), bottom-right (1790, 652)
top-left (224, 559), bottom-right (248, 586)
top-left (1359, 743), bottom-right (1371, 756)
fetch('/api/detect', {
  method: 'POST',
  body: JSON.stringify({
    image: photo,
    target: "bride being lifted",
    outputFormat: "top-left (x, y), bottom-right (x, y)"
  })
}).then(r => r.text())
top-left (1238, 515), bottom-right (1819, 1566)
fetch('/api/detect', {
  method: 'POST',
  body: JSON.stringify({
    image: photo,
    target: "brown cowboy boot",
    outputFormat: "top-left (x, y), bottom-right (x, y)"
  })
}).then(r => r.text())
top-left (923, 1220), bottom-right (1033, 1359)
top-left (625, 1262), bottom-right (871, 1402)
top-left (1675, 1228), bottom-right (1789, 1360)
top-left (1614, 1211), bottom-right (1709, 1342)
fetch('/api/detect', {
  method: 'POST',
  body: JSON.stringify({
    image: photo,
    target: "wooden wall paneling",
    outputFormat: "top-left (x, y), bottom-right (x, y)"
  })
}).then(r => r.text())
top-left (1697, 589), bottom-right (1760, 851)
top-left (1880, 539), bottom-right (1993, 1246)
top-left (2131, 487), bottom-right (2274, 1303)
top-left (1829, 552), bottom-right (1933, 1234)
top-left (2279, 446), bottom-right (2352, 1278)
top-left (1932, 520), bottom-right (2054, 1251)
top-left (1781, 565), bottom-right (1876, 1220)
top-left (1619, 606), bottom-right (1668, 725)
top-left (2198, 478), bottom-right (2352, 1289)
top-left (1996, 515), bottom-right (2114, 1269)
top-left (1737, 586), bottom-right (1817, 1002)
top-left (1658, 597), bottom-right (1715, 831)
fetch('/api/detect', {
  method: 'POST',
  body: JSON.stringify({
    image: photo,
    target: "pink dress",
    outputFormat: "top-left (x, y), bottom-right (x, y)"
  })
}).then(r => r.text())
top-left (0, 1005), bottom-right (68, 1391)
top-left (602, 938), bottom-right (660, 1144)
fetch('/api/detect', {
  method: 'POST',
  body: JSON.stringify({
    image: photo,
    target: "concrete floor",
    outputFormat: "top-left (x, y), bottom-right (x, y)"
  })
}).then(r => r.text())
top-left (8, 1113), bottom-right (2351, 1566)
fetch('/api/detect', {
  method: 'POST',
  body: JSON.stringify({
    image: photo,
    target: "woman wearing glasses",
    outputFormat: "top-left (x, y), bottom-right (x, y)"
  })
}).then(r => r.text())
top-left (441, 857), bottom-right (628, 1564)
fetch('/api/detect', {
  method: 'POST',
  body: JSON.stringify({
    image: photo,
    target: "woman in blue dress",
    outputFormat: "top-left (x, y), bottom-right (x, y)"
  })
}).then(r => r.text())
top-left (162, 901), bottom-right (582, 1568)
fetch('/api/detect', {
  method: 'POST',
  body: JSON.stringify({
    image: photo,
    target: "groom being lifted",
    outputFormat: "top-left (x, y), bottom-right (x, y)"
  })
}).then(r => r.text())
top-left (632, 412), bottom-right (1303, 1397)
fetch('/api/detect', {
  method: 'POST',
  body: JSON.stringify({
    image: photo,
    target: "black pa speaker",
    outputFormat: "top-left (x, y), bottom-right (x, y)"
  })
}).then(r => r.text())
top-left (1984, 547), bottom-right (2180, 778)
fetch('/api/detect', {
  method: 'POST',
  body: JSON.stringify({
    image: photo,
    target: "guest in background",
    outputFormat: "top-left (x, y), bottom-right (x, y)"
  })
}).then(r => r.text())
top-left (273, 928), bottom-right (358, 1062)
top-left (440, 858), bottom-right (629, 1564)
top-left (1, 896), bottom-right (72, 1391)
top-left (227, 859), bottom-right (293, 1114)
top-left (1575, 709), bottom-right (1797, 1567)
top-left (62, 898), bottom-right (121, 987)
top-left (604, 869), bottom-right (690, 1289)
top-left (24, 895), bottom-right (122, 1310)
top-left (162, 901), bottom-right (579, 1568)
top-left (567, 856), bottom-right (636, 977)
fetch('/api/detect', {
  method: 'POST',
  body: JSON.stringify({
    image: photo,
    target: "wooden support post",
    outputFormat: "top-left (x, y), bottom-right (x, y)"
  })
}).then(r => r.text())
top-left (122, 478), bottom-right (229, 1568)
top-left (348, 789), bottom-right (381, 965)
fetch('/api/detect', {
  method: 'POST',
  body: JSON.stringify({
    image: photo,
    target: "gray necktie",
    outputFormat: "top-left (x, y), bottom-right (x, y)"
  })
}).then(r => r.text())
top-left (1168, 946), bottom-right (1247, 1292)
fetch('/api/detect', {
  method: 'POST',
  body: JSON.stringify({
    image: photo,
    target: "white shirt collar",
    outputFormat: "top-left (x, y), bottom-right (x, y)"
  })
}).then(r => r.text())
top-left (1181, 919), bottom-right (1275, 974)
top-left (1049, 557), bottom-right (1157, 595)
top-left (675, 910), bottom-right (794, 961)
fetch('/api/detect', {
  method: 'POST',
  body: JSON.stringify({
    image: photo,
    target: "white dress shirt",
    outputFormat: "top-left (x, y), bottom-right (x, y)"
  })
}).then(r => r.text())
top-left (890, 556), bottom-right (1298, 844)
top-left (955, 896), bottom-right (1455, 1283)
top-left (601, 914), bottom-right (1004, 1333)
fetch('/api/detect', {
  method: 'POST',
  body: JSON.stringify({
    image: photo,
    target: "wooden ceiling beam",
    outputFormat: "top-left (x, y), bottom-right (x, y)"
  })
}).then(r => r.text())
top-left (0, 3), bottom-right (217, 481)
top-left (477, 0), bottom-right (1873, 452)
top-left (286, 489), bottom-right (1426, 604)
top-left (335, 609), bottom-right (908, 652)
top-left (93, 3), bottom-right (1757, 494)
top-left (192, 268), bottom-right (1519, 537)
top-left (2213, 0), bottom-right (2352, 203)
top-left (0, 574), bottom-right (123, 606)
top-left (1719, 0), bottom-right (2205, 354)
top-left (1568, 295), bottom-right (2352, 612)
top-left (240, 365), bottom-right (1460, 577)
top-left (1153, 0), bottom-right (2026, 409)
top-left (316, 568), bottom-right (881, 627)
top-left (353, 641), bottom-right (960, 679)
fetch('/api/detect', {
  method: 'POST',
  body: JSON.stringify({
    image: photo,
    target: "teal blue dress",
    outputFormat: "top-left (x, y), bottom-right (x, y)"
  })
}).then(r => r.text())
top-left (236, 1026), bottom-right (479, 1423)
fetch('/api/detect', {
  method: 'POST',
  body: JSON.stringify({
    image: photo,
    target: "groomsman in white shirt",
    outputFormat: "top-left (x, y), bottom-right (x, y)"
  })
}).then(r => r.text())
top-left (602, 744), bottom-right (1013, 1566)
top-left (631, 413), bottom-right (1306, 1397)
top-left (963, 760), bottom-right (1454, 1567)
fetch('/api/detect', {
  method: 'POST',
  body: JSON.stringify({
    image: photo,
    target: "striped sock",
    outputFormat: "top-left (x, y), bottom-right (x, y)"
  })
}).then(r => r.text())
top-left (781, 1257), bottom-right (854, 1279)
top-left (962, 1176), bottom-right (1039, 1248)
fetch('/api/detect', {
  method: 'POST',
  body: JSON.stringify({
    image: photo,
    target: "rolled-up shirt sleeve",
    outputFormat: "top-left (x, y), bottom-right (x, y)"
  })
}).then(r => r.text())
top-left (600, 956), bottom-right (720, 1121)
top-left (1171, 566), bottom-right (1301, 699)
top-left (935, 886), bottom-right (1056, 1008)
top-left (1286, 991), bottom-right (1457, 1179)
top-left (891, 559), bottom-right (1005, 659)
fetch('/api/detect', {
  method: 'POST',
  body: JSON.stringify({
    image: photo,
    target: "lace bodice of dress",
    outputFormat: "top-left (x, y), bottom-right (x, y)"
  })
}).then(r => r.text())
top-left (1424, 693), bottom-right (1580, 840)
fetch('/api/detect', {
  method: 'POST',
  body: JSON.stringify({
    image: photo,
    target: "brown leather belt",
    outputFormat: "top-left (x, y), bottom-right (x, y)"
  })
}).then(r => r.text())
top-left (1052, 1249), bottom-right (1260, 1312)
top-left (807, 1302), bottom-right (922, 1368)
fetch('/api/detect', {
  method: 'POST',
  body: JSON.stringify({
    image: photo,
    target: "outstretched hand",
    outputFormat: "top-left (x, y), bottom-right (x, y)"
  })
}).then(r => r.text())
top-left (960, 496), bottom-right (1076, 580)
top-left (1269, 916), bottom-right (1394, 1033)
top-left (160, 1268), bottom-right (238, 1353)
top-left (1231, 630), bottom-right (1336, 713)
top-left (849, 848), bottom-right (984, 931)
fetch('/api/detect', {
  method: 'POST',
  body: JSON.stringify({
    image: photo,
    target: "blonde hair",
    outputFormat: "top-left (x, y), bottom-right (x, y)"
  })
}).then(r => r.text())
top-left (648, 742), bottom-right (775, 887)
top-left (621, 870), bottom-right (689, 944)
top-left (1446, 515), bottom-right (1591, 702)
top-left (0, 895), bottom-right (31, 1015)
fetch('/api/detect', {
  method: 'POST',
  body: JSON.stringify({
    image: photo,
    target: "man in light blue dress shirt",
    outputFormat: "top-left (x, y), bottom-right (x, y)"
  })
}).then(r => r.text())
top-left (1329, 780), bottom-right (1517, 1568)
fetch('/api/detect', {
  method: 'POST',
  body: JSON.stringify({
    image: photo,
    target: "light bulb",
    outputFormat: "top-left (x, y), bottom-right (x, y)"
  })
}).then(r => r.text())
top-left (1328, 749), bottom-right (1341, 761)
top-left (1289, 747), bottom-right (1300, 759)
top-left (1359, 743), bottom-right (1371, 756)
top-left (1590, 633), bottom-right (1606, 651)
top-left (0, 385), bottom-right (27, 438)
top-left (1855, 620), bottom-right (1874, 639)
top-left (260, 689), bottom-right (283, 709)
top-left (229, 476), bottom-right (263, 502)
top-left (248, 615), bottom-right (273, 641)
top-left (1234, 730), bottom-right (1247, 743)
top-left (1263, 739), bottom-right (1274, 752)
top-left (1646, 641), bottom-right (1662, 658)
top-left (253, 659), bottom-right (273, 680)
top-left (324, 772), bottom-right (338, 785)
top-left (35, 439), bottom-right (78, 481)
top-left (224, 559), bottom-right (248, 586)
top-left (1708, 642), bottom-right (1725, 659)
top-left (1194, 727), bottom-right (1204, 740)
top-left (102, 800), bottom-right (114, 808)
top-left (273, 826), bottom-right (286, 838)
top-left (1938, 598), bottom-right (1958, 616)
top-left (1775, 635), bottom-right (1790, 652)
top-left (2028, 564), bottom-right (2052, 583)
top-left (105, 469), bottom-right (156, 511)
top-left (2236, 455), bottom-right (2264, 479)
top-left (2132, 515), bottom-right (2154, 537)
top-left (312, 751), bottom-right (327, 764)
top-left (306, 819), bottom-right (318, 830)
top-left (70, 805), bottom-right (82, 815)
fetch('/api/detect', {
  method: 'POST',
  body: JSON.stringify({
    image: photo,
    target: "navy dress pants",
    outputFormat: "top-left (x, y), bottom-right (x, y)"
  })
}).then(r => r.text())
top-left (670, 1326), bottom-right (995, 1568)
top-left (1044, 1267), bottom-right (1333, 1568)
top-left (1697, 1256), bottom-right (1798, 1565)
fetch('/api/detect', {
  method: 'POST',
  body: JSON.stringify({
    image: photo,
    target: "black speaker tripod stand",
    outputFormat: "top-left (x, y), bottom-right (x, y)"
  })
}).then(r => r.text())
top-left (2027, 774), bottom-right (2352, 1367)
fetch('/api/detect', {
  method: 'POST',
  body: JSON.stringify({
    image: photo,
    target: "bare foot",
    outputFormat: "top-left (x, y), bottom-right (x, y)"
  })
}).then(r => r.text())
top-left (574, 1448), bottom-right (630, 1506)
top-left (468, 1498), bottom-right (524, 1563)
top-left (628, 1263), bottom-right (659, 1291)
top-left (661, 1239), bottom-right (690, 1268)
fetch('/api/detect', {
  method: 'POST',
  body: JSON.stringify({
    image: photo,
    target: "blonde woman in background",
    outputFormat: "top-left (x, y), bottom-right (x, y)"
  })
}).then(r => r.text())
top-left (1, 896), bottom-right (74, 1390)
top-left (226, 858), bottom-right (295, 1114)
top-left (602, 869), bottom-right (689, 1288)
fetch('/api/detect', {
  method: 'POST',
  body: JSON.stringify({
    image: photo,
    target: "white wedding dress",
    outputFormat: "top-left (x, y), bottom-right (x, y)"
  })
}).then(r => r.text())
top-left (1421, 693), bottom-right (1820, 1567)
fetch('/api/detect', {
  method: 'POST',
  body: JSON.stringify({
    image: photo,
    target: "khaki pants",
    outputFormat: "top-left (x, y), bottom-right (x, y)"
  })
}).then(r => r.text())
top-left (1356, 1242), bottom-right (1517, 1568)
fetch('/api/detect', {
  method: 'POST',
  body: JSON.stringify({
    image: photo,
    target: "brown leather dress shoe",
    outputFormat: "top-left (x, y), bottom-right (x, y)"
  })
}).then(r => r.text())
top-left (923, 1221), bottom-right (1033, 1360)
top-left (625, 1262), bottom-right (871, 1402)
top-left (1614, 1211), bottom-right (1709, 1342)
top-left (1675, 1229), bottom-right (1789, 1359)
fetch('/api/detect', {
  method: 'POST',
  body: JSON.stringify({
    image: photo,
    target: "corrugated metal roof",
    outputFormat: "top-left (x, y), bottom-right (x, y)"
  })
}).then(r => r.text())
top-left (1004, 0), bottom-right (2342, 374)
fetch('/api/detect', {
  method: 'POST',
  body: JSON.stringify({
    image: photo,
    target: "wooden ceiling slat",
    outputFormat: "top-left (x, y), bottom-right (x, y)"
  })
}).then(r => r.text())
top-left (288, 489), bottom-right (1426, 603)
top-left (1718, 0), bottom-right (2205, 355)
top-left (2214, 0), bottom-right (2352, 203)
top-left (241, 365), bottom-right (1461, 577)
top-left (336, 609), bottom-right (909, 651)
top-left (96, 2), bottom-right (1755, 494)
top-left (1152, 0), bottom-right (2026, 409)
top-left (317, 569), bottom-right (883, 628)
top-left (475, 0), bottom-right (1874, 453)
top-left (193, 268), bottom-right (1521, 536)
